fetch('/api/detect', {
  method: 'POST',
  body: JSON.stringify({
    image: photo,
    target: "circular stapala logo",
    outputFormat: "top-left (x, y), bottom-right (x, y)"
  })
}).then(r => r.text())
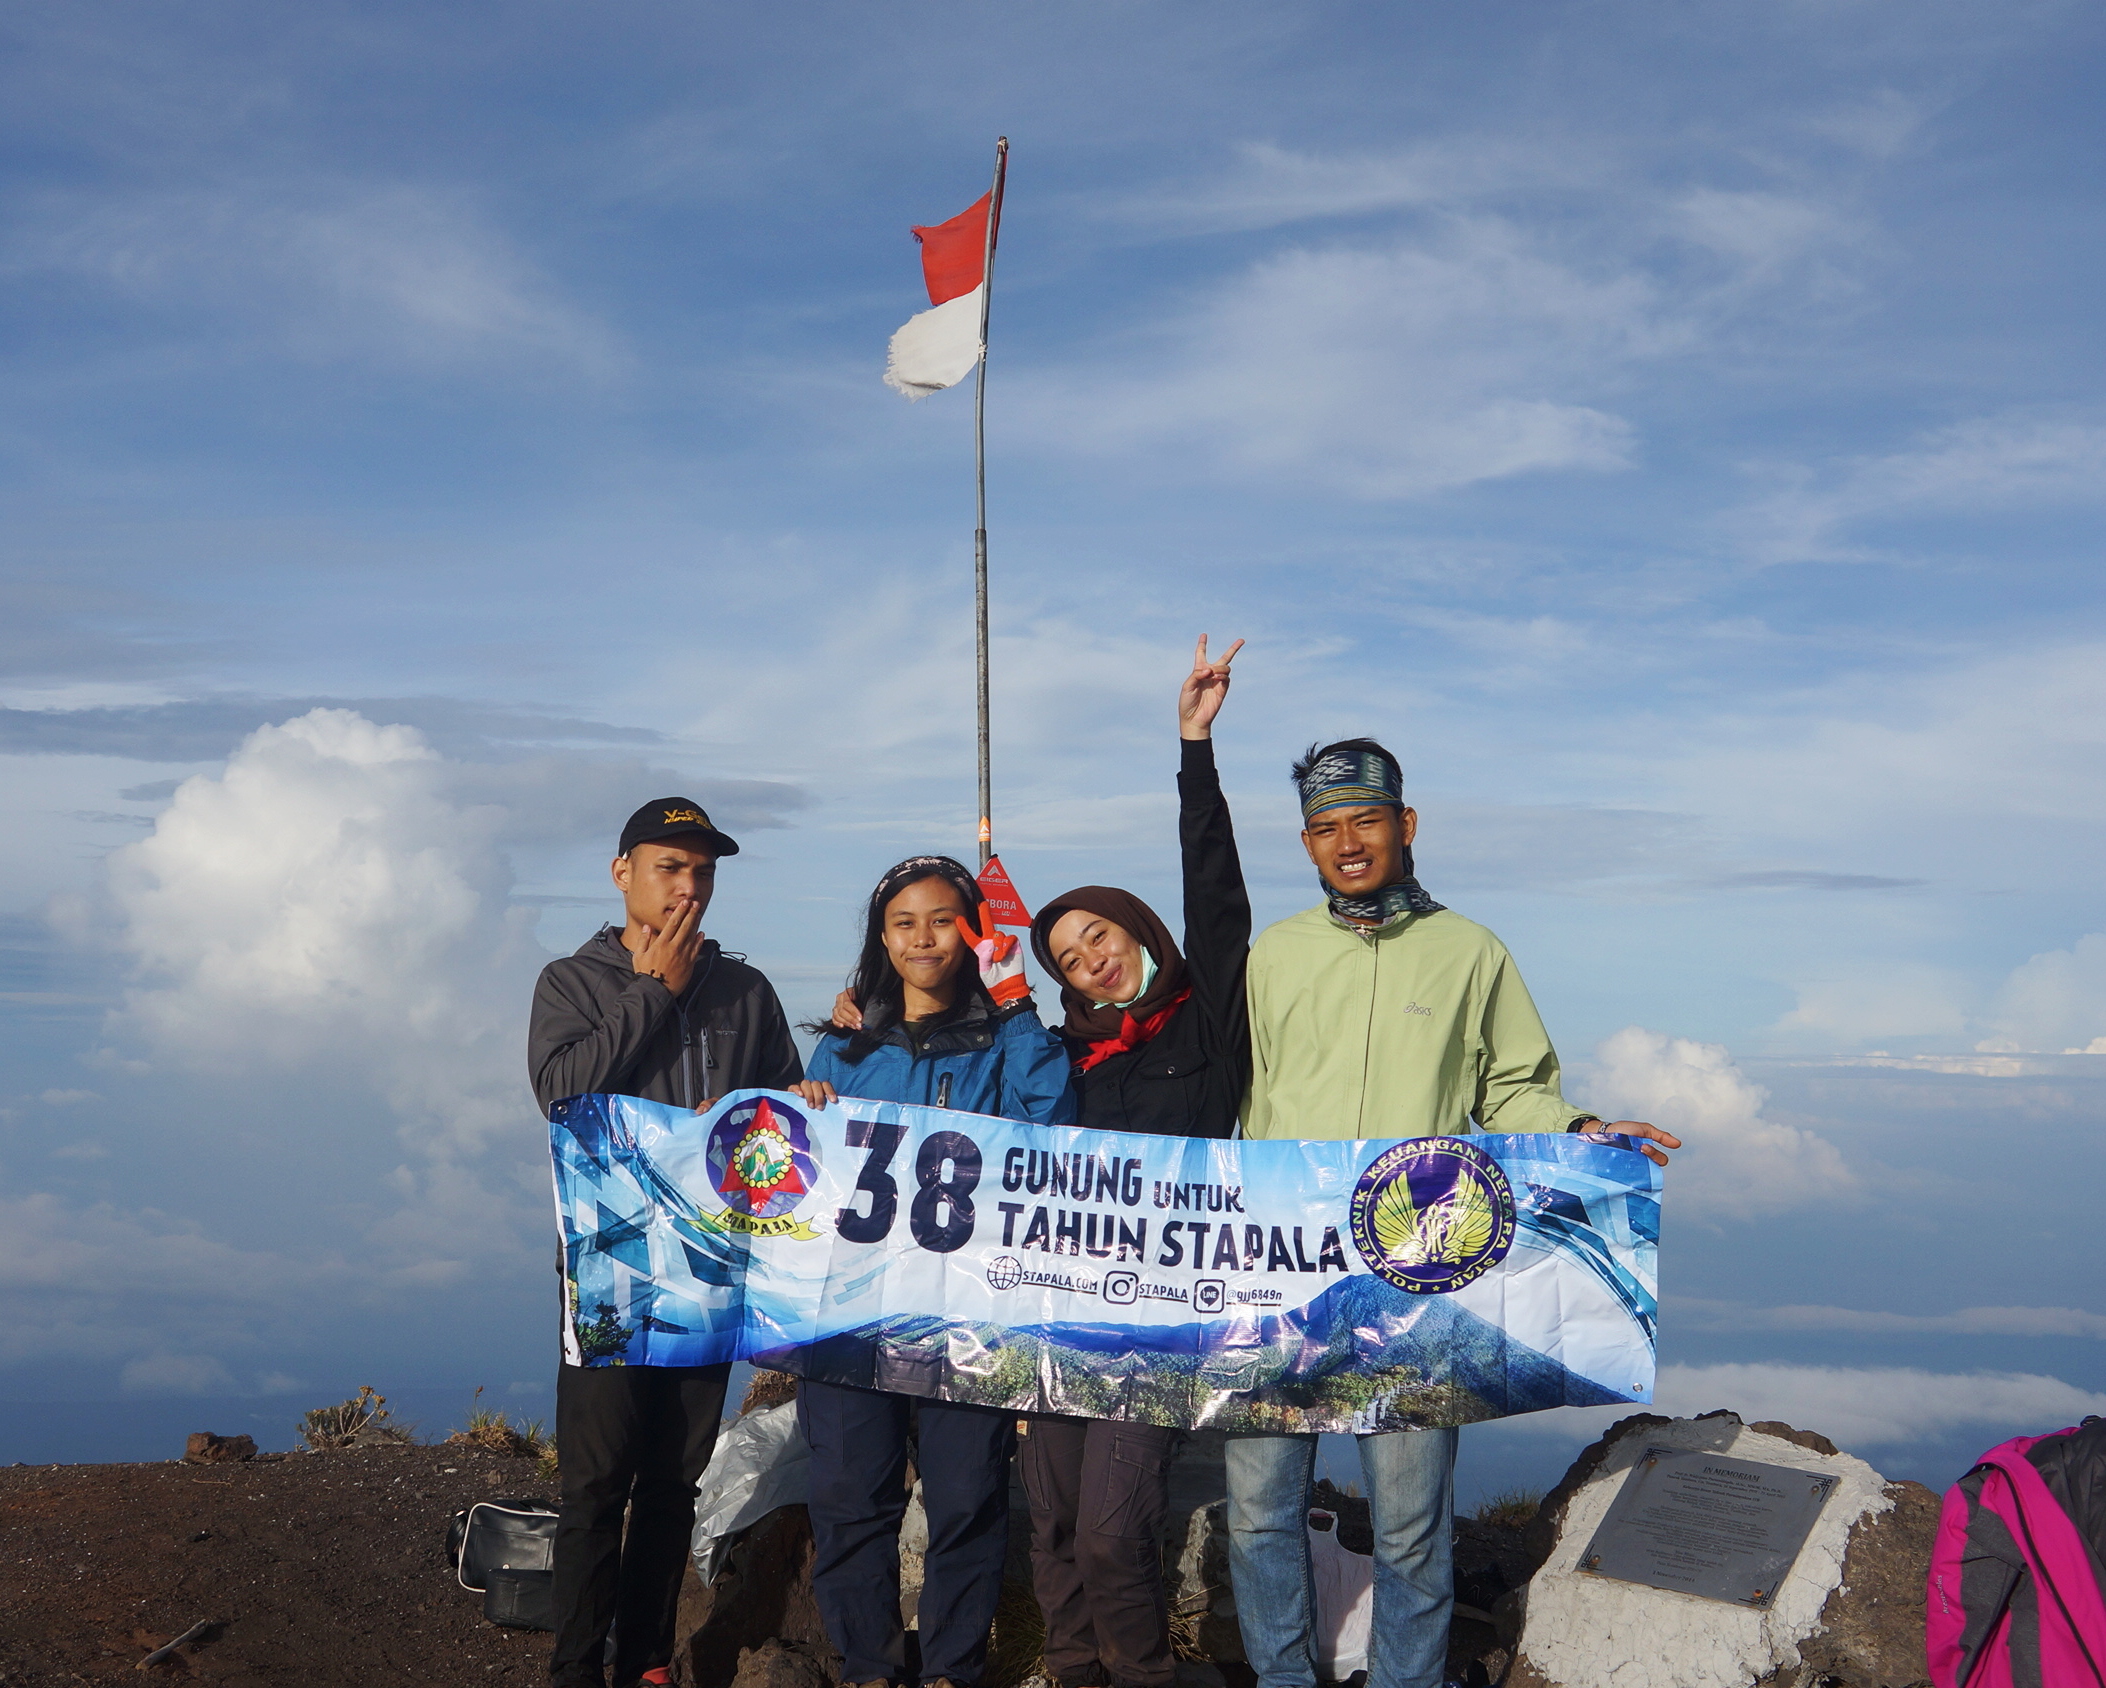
top-left (1349, 1137), bottom-right (1516, 1295)
top-left (705, 1096), bottom-right (819, 1231)
top-left (986, 1255), bottom-right (1023, 1292)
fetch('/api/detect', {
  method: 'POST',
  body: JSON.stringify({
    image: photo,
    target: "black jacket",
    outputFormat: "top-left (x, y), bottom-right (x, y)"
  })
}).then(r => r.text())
top-left (527, 927), bottom-right (802, 1117)
top-left (1063, 737), bottom-right (1251, 1138)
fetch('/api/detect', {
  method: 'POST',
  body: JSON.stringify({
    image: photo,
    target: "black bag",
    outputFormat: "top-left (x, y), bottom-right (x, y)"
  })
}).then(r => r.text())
top-left (448, 1497), bottom-right (558, 1632)
top-left (483, 1567), bottom-right (556, 1631)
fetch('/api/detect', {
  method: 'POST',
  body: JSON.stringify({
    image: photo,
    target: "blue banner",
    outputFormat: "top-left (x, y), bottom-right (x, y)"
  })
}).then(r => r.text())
top-left (551, 1089), bottom-right (1659, 1434)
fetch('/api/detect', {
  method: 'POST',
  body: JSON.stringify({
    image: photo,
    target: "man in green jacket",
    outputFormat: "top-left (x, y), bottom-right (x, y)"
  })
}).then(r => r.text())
top-left (1229, 737), bottom-right (1677, 1688)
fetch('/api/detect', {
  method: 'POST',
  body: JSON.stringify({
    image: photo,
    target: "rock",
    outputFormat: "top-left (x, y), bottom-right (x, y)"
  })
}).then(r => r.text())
top-left (1751, 1420), bottom-right (1842, 1459)
top-left (1517, 1411), bottom-right (1674, 1576)
top-left (1503, 1413), bottom-right (1935, 1688)
top-left (675, 1505), bottom-right (836, 1688)
top-left (1452, 1514), bottom-right (1535, 1619)
top-left (900, 1479), bottom-right (928, 1625)
top-left (728, 1637), bottom-right (835, 1688)
top-left (183, 1432), bottom-right (257, 1465)
top-left (1169, 1499), bottom-right (1244, 1666)
top-left (1790, 1479), bottom-right (1941, 1688)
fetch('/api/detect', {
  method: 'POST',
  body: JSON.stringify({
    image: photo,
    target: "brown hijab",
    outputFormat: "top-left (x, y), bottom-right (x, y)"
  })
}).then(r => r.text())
top-left (1030, 886), bottom-right (1189, 1044)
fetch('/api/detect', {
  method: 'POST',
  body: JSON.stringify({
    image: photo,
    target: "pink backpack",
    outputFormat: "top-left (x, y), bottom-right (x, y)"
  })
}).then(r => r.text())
top-left (1927, 1423), bottom-right (2106, 1687)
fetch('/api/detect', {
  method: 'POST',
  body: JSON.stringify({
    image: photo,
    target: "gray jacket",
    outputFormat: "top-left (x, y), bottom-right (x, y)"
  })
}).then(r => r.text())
top-left (527, 926), bottom-right (802, 1117)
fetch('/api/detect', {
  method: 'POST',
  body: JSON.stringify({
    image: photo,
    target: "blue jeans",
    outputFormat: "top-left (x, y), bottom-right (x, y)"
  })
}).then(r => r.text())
top-left (1224, 1428), bottom-right (1457, 1688)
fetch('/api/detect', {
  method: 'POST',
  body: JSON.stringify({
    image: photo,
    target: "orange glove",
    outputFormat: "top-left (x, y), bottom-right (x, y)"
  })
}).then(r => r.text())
top-left (958, 902), bottom-right (1030, 1008)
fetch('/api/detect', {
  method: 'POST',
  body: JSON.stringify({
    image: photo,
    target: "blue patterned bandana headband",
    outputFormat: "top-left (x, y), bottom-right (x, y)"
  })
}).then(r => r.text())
top-left (1296, 748), bottom-right (1444, 926)
top-left (1297, 748), bottom-right (1403, 822)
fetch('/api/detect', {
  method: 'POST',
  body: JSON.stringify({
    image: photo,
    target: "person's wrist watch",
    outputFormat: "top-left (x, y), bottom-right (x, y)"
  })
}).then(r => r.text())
top-left (1565, 1115), bottom-right (1602, 1133)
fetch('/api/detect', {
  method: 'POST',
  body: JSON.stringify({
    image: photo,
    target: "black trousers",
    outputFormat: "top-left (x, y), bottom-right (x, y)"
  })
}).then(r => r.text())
top-left (550, 1361), bottom-right (730, 1688)
top-left (1020, 1418), bottom-right (1182, 1688)
top-left (798, 1379), bottom-right (1017, 1687)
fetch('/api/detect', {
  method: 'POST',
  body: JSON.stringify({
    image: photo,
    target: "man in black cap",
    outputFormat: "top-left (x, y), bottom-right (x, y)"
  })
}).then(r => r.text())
top-left (529, 798), bottom-right (803, 1688)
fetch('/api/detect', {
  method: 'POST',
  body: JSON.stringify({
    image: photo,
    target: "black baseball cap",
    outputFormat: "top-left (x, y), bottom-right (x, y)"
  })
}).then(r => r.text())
top-left (618, 798), bottom-right (740, 859)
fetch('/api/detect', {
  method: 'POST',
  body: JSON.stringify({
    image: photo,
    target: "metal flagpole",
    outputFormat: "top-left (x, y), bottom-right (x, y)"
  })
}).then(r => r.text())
top-left (974, 136), bottom-right (1008, 868)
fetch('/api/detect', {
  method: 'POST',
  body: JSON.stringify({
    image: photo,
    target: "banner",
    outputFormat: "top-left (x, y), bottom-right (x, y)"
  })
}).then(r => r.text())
top-left (551, 1089), bottom-right (1660, 1435)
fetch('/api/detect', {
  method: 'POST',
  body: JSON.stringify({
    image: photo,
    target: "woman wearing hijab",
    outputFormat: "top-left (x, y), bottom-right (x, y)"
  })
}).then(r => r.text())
top-left (1020, 634), bottom-right (1251, 1688)
top-left (788, 853), bottom-right (1075, 1688)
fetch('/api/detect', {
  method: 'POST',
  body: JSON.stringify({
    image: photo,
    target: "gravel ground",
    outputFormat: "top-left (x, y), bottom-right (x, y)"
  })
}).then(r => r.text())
top-left (0, 1440), bottom-right (555, 1684)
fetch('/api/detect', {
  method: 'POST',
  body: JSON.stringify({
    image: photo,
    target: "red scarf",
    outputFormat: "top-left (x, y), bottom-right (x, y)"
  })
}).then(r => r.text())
top-left (1076, 988), bottom-right (1191, 1073)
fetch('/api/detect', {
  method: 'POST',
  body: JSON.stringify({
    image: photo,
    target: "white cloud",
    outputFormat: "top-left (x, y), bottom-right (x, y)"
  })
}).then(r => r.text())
top-left (1672, 188), bottom-right (1841, 273)
top-left (104, 708), bottom-right (547, 1161)
top-left (50, 1141), bottom-right (109, 1160)
top-left (1654, 1363), bottom-right (2106, 1447)
top-left (1579, 1027), bottom-right (1854, 1216)
top-left (1801, 88), bottom-right (1936, 159)
top-left (3, 708), bottom-right (577, 1376)
top-left (1603, 639), bottom-right (2106, 909)
top-left (1773, 964), bottom-right (1972, 1047)
top-left (0, 1189), bottom-right (331, 1368)
top-left (1807, 1053), bottom-right (2081, 1077)
top-left (1677, 1299), bottom-right (2106, 1339)
top-left (1103, 138), bottom-right (1602, 237)
top-left (1739, 414), bottom-right (2106, 564)
top-left (1025, 123), bottom-right (1891, 500)
top-left (1976, 934), bottom-right (2106, 1054)
top-left (1429, 804), bottom-right (1705, 893)
top-left (121, 1353), bottom-right (238, 1396)
top-left (7, 181), bottom-right (616, 372)
top-left (1499, 1364), bottom-right (2106, 1452)
top-left (38, 1088), bottom-right (99, 1104)
top-left (1016, 219), bottom-right (1663, 498)
top-left (682, 597), bottom-right (1221, 839)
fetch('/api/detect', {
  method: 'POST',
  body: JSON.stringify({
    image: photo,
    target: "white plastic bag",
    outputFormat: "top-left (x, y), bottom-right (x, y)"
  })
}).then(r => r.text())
top-left (1308, 1508), bottom-right (1373, 1678)
top-left (689, 1400), bottom-right (810, 1583)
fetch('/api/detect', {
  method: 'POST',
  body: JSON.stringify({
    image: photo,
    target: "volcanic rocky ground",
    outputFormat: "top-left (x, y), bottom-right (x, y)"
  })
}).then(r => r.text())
top-left (0, 1440), bottom-right (556, 1684)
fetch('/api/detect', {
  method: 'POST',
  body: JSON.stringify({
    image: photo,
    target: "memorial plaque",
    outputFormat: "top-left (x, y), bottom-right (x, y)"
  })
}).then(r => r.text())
top-left (1575, 1447), bottom-right (1837, 1608)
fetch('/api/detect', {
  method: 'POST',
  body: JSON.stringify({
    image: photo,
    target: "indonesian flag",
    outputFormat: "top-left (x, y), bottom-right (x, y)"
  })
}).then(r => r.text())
top-left (884, 189), bottom-right (1002, 401)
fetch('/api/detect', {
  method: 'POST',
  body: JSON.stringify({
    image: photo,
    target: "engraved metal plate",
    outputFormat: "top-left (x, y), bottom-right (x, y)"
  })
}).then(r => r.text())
top-left (1575, 1447), bottom-right (1838, 1608)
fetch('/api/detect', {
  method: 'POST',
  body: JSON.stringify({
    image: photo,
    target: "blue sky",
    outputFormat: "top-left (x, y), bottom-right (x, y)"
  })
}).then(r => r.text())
top-left (4, 0), bottom-right (2105, 1488)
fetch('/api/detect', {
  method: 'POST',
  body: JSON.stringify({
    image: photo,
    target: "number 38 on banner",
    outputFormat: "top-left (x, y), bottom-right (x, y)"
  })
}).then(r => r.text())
top-left (837, 1118), bottom-right (984, 1254)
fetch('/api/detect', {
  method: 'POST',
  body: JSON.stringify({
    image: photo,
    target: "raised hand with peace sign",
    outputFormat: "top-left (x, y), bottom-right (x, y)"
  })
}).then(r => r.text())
top-left (1178, 632), bottom-right (1244, 741)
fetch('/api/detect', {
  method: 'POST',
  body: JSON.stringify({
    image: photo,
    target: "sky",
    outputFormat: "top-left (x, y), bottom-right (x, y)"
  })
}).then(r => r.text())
top-left (3, 0), bottom-right (2105, 1492)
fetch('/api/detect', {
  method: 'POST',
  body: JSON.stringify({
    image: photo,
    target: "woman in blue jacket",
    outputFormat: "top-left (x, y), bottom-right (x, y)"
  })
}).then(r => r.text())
top-left (790, 853), bottom-right (1075, 1688)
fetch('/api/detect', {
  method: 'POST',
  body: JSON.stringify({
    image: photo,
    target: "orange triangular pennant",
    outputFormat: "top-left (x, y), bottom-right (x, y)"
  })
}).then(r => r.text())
top-left (975, 855), bottom-right (1032, 927)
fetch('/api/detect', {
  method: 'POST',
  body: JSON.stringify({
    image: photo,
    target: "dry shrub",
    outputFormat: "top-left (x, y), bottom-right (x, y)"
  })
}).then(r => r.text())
top-left (739, 1369), bottom-right (800, 1416)
top-left (1168, 1599), bottom-right (1209, 1662)
top-left (984, 1575), bottom-right (1047, 1688)
top-left (447, 1405), bottom-right (551, 1459)
top-left (300, 1386), bottom-right (415, 1451)
top-left (1472, 1488), bottom-right (1542, 1529)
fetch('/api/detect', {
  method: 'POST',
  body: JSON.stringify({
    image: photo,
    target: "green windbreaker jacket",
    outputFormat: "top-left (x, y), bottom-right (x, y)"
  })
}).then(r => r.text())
top-left (1241, 903), bottom-right (1590, 1140)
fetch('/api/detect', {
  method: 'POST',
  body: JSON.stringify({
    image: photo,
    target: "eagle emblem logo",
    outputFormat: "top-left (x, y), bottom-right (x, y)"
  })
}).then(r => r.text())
top-left (1349, 1138), bottom-right (1516, 1294)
